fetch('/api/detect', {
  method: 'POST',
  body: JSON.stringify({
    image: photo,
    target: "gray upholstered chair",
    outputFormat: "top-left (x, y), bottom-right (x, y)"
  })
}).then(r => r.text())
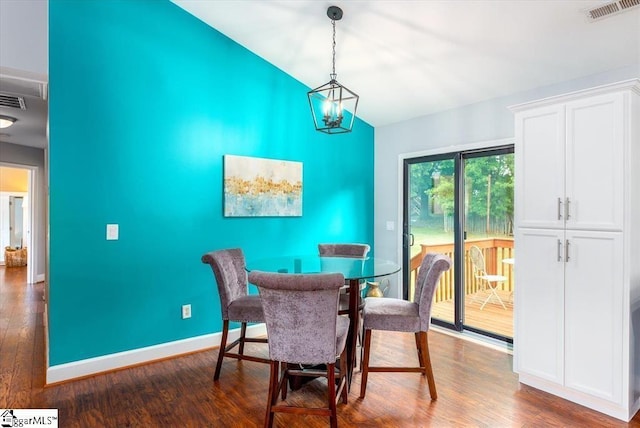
top-left (318, 243), bottom-right (370, 258)
top-left (248, 271), bottom-right (349, 428)
top-left (360, 253), bottom-right (451, 399)
top-left (318, 243), bottom-right (370, 314)
top-left (201, 248), bottom-right (269, 381)
top-left (318, 243), bottom-right (370, 372)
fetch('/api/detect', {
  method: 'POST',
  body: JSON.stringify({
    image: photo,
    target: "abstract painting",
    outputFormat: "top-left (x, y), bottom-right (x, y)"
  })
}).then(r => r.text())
top-left (224, 155), bottom-right (303, 217)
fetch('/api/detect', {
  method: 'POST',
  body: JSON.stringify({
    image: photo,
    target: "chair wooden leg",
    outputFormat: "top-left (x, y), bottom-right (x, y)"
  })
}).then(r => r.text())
top-left (214, 320), bottom-right (230, 381)
top-left (238, 322), bottom-right (247, 355)
top-left (419, 331), bottom-right (437, 400)
top-left (339, 349), bottom-right (348, 404)
top-left (359, 329), bottom-right (372, 398)
top-left (327, 363), bottom-right (338, 428)
top-left (280, 362), bottom-right (288, 400)
top-left (264, 361), bottom-right (279, 428)
top-left (415, 332), bottom-right (425, 370)
top-left (359, 317), bottom-right (365, 371)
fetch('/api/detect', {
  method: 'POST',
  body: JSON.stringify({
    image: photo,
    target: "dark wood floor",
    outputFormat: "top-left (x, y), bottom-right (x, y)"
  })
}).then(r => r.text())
top-left (2, 265), bottom-right (640, 427)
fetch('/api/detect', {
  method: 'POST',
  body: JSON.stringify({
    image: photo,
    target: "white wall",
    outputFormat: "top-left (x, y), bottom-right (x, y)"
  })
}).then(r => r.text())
top-left (374, 65), bottom-right (640, 298)
top-left (0, 0), bottom-right (48, 76)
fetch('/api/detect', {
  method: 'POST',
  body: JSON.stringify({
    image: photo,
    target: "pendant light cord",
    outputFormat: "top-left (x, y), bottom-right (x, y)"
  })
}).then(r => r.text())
top-left (331, 17), bottom-right (337, 81)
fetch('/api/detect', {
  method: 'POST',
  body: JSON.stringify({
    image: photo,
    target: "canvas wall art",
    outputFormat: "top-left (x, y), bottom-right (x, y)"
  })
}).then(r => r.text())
top-left (224, 155), bottom-right (303, 217)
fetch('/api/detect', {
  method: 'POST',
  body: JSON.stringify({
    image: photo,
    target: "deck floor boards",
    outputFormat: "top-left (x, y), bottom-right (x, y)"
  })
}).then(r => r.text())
top-left (432, 290), bottom-right (514, 337)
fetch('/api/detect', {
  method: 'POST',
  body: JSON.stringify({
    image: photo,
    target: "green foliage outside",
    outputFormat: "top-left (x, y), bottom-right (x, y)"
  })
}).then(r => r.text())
top-left (409, 154), bottom-right (514, 256)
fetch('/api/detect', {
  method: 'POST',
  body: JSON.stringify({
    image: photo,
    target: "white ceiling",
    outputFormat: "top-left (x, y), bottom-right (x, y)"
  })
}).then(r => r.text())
top-left (1, 1), bottom-right (638, 150)
top-left (173, 0), bottom-right (640, 127)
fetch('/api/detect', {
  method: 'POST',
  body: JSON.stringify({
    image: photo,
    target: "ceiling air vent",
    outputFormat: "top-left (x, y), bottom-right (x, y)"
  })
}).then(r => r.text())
top-left (0, 93), bottom-right (26, 110)
top-left (586, 0), bottom-right (640, 21)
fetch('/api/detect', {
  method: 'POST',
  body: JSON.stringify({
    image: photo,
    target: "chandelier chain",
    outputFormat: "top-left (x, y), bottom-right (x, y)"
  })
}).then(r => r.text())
top-left (331, 17), bottom-right (336, 79)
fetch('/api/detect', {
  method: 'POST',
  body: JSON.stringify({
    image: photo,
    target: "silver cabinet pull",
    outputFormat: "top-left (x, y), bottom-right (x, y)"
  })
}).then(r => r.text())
top-left (565, 239), bottom-right (570, 262)
top-left (557, 239), bottom-right (563, 262)
top-left (557, 197), bottom-right (563, 220)
top-left (565, 197), bottom-right (571, 220)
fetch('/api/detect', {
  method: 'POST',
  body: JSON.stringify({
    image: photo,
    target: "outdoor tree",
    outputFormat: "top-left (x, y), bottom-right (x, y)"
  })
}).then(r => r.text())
top-left (409, 159), bottom-right (454, 221)
top-left (421, 154), bottom-right (514, 235)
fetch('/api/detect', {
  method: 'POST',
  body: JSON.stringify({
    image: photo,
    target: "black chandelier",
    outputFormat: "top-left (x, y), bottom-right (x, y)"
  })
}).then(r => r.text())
top-left (307, 6), bottom-right (359, 134)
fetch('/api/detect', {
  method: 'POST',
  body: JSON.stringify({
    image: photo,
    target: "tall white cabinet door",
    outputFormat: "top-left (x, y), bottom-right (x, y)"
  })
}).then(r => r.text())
top-left (564, 231), bottom-right (623, 403)
top-left (515, 105), bottom-right (565, 229)
top-left (565, 93), bottom-right (624, 231)
top-left (515, 228), bottom-right (565, 383)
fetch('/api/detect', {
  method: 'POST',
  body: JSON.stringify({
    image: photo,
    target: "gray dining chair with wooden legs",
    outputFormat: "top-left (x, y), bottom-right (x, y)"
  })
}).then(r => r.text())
top-left (318, 243), bottom-right (370, 343)
top-left (201, 248), bottom-right (269, 381)
top-left (248, 271), bottom-right (349, 428)
top-left (318, 243), bottom-right (370, 259)
top-left (359, 253), bottom-right (451, 399)
top-left (318, 243), bottom-right (370, 311)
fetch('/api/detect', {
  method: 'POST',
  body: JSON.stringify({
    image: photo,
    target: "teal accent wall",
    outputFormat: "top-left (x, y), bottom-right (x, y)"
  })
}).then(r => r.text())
top-left (49, 0), bottom-right (374, 365)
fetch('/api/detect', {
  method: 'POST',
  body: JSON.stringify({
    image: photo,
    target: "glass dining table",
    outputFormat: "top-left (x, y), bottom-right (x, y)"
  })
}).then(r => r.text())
top-left (246, 255), bottom-right (401, 389)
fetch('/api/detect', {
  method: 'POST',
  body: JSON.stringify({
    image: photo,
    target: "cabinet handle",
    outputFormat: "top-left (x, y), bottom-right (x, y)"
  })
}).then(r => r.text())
top-left (557, 197), bottom-right (563, 220)
top-left (565, 239), bottom-right (570, 262)
top-left (565, 197), bottom-right (571, 220)
top-left (557, 239), bottom-right (563, 262)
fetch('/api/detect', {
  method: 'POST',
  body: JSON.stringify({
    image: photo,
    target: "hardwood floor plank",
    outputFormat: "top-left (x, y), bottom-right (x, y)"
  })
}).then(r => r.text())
top-left (1, 266), bottom-right (640, 427)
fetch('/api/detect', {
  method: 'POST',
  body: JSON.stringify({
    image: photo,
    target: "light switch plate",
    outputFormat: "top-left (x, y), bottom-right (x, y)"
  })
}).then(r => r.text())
top-left (386, 221), bottom-right (395, 231)
top-left (106, 224), bottom-right (119, 240)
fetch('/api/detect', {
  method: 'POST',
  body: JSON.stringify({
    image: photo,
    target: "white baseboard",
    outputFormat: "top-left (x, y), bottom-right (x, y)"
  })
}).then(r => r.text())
top-left (44, 303), bottom-right (49, 370)
top-left (519, 372), bottom-right (635, 422)
top-left (36, 273), bottom-right (45, 283)
top-left (46, 323), bottom-right (267, 384)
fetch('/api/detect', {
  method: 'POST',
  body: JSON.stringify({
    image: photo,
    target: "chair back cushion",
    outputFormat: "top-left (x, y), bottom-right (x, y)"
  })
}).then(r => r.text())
top-left (417, 253), bottom-right (452, 331)
top-left (248, 271), bottom-right (345, 365)
top-left (202, 248), bottom-right (248, 319)
top-left (318, 243), bottom-right (370, 258)
top-left (413, 253), bottom-right (437, 302)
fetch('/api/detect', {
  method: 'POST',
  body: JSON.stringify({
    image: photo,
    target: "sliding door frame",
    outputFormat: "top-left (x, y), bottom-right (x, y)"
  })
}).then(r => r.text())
top-left (399, 139), bottom-right (513, 341)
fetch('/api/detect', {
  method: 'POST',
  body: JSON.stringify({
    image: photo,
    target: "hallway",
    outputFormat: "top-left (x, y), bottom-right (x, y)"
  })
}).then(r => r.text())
top-left (0, 266), bottom-right (45, 405)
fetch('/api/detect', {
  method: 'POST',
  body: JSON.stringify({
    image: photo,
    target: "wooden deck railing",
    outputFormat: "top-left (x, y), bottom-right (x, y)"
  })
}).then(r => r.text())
top-left (409, 238), bottom-right (514, 302)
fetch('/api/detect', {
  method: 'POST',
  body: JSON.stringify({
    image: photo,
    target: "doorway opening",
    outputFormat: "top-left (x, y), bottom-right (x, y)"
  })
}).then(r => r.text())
top-left (0, 164), bottom-right (37, 284)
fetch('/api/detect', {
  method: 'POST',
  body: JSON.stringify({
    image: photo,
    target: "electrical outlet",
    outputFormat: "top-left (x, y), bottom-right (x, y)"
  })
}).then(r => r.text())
top-left (182, 304), bottom-right (191, 319)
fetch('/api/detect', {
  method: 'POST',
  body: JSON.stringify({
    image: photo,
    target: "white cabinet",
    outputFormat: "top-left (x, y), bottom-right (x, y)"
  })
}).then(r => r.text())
top-left (511, 79), bottom-right (640, 422)
top-left (515, 105), bottom-right (565, 229)
top-left (515, 93), bottom-right (624, 231)
top-left (564, 231), bottom-right (623, 402)
top-left (516, 228), bottom-right (564, 384)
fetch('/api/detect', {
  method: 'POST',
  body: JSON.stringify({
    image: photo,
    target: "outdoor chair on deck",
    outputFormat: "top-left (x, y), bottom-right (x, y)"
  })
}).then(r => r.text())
top-left (248, 271), bottom-right (349, 428)
top-left (201, 248), bottom-right (269, 381)
top-left (360, 253), bottom-right (451, 399)
top-left (469, 245), bottom-right (507, 310)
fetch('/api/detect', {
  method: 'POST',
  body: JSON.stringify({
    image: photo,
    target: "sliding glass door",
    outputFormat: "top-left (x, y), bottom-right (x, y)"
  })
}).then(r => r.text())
top-left (403, 155), bottom-right (456, 325)
top-left (403, 146), bottom-right (514, 341)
